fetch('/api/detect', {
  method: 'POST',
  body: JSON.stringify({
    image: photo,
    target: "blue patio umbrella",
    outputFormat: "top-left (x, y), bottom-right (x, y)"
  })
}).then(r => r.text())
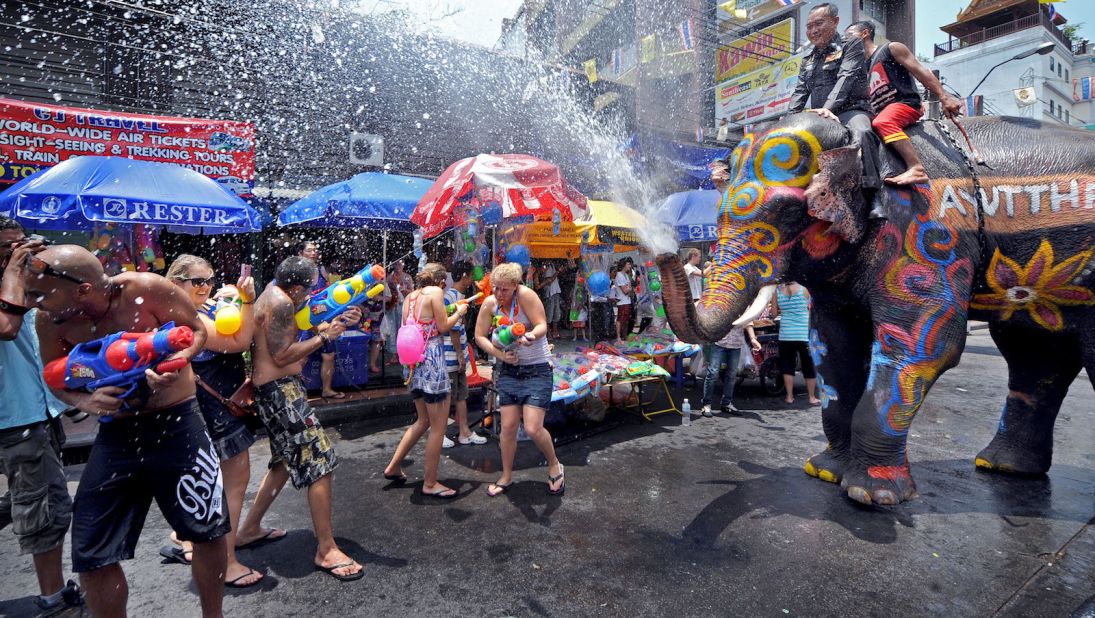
top-left (652, 189), bottom-right (722, 242)
top-left (0, 156), bottom-right (263, 234)
top-left (277, 172), bottom-right (433, 230)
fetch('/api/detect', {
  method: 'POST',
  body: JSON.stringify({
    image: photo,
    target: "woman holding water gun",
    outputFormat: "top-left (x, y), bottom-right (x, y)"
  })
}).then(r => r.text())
top-left (162, 255), bottom-right (281, 588)
top-left (383, 263), bottom-right (468, 498)
top-left (473, 262), bottom-right (564, 498)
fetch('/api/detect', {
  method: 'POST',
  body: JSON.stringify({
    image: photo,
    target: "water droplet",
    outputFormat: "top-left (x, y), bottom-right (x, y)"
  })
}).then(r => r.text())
top-left (134, 297), bottom-right (144, 305)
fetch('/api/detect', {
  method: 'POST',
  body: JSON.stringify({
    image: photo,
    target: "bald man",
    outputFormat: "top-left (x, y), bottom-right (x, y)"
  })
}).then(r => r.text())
top-left (27, 245), bottom-right (228, 618)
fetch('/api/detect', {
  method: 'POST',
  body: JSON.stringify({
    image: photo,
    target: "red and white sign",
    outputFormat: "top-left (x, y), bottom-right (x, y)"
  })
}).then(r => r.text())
top-left (0, 99), bottom-right (255, 190)
top-left (411, 153), bottom-right (588, 238)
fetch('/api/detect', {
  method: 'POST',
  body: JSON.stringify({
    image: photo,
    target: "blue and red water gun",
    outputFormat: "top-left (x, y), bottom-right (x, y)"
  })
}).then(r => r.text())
top-left (295, 264), bottom-right (386, 330)
top-left (42, 322), bottom-right (194, 417)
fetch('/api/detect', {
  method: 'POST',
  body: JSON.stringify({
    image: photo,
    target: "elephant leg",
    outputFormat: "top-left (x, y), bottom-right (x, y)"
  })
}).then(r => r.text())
top-left (802, 299), bottom-right (873, 485)
top-left (975, 323), bottom-right (1081, 475)
top-left (841, 304), bottom-right (969, 505)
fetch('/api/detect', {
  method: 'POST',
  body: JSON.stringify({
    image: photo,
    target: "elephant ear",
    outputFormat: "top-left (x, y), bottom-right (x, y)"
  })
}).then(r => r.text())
top-left (804, 145), bottom-right (867, 244)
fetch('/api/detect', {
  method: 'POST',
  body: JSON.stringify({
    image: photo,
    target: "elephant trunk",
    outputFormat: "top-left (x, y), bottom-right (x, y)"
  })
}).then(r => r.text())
top-left (656, 252), bottom-right (765, 344)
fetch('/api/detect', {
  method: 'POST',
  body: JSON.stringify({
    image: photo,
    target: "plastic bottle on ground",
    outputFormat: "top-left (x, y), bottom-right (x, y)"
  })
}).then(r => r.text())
top-left (681, 398), bottom-right (691, 426)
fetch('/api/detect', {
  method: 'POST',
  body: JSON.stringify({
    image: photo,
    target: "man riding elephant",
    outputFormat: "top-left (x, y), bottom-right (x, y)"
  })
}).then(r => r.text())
top-left (657, 108), bottom-right (1095, 506)
top-left (789, 2), bottom-right (879, 188)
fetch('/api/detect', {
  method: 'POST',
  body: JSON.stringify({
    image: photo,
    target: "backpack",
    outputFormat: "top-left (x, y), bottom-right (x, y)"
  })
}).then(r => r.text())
top-left (396, 293), bottom-right (429, 366)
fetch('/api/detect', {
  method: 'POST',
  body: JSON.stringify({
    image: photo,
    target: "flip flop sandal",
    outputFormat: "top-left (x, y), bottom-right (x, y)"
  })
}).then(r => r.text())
top-left (547, 464), bottom-right (565, 496)
top-left (235, 528), bottom-right (287, 551)
top-left (383, 471), bottom-right (408, 483)
top-left (315, 562), bottom-right (364, 582)
top-left (422, 486), bottom-right (458, 499)
top-left (158, 546), bottom-right (192, 566)
top-left (486, 482), bottom-right (512, 497)
top-left (225, 568), bottom-right (263, 589)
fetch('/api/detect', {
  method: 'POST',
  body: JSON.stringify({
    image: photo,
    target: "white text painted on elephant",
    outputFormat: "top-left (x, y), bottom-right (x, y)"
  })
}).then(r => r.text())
top-left (932, 178), bottom-right (1095, 223)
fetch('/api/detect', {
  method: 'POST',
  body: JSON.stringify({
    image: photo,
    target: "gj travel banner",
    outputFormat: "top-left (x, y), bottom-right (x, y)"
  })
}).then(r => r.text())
top-left (0, 99), bottom-right (256, 193)
top-left (714, 17), bottom-right (794, 83)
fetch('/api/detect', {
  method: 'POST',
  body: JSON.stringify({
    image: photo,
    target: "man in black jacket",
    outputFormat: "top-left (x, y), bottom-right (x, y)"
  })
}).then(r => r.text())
top-left (788, 2), bottom-right (878, 186)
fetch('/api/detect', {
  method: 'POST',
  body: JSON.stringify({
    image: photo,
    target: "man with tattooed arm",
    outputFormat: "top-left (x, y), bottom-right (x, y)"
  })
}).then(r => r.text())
top-left (236, 256), bottom-right (365, 582)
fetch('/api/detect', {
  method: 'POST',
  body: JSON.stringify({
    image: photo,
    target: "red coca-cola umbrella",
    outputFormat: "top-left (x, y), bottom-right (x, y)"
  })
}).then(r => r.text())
top-left (411, 153), bottom-right (588, 238)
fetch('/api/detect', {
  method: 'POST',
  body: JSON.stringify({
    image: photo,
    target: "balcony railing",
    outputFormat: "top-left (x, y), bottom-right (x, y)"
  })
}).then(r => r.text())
top-left (934, 12), bottom-right (1072, 57)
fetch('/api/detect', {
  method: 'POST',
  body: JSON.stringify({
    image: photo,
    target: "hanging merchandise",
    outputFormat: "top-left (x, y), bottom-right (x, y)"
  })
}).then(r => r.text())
top-left (90, 224), bottom-right (135, 275)
top-left (552, 207), bottom-right (561, 236)
top-left (134, 224), bottom-right (165, 272)
top-left (570, 274), bottom-right (588, 324)
top-left (412, 228), bottom-right (427, 270)
top-left (505, 243), bottom-right (531, 268)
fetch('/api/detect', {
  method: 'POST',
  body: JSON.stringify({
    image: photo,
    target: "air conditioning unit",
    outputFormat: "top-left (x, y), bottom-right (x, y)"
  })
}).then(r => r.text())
top-left (349, 132), bottom-right (384, 166)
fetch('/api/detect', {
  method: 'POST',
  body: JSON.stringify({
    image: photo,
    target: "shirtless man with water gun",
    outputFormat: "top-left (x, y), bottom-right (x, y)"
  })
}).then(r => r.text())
top-left (27, 244), bottom-right (228, 618)
top-left (238, 256), bottom-right (365, 583)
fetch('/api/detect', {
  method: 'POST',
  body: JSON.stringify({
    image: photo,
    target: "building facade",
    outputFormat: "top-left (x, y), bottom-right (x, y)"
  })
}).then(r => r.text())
top-left (930, 0), bottom-right (1086, 127)
top-left (0, 0), bottom-right (552, 195)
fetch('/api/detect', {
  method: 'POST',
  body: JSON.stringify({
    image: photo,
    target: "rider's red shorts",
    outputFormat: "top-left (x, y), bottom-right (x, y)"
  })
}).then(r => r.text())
top-left (871, 102), bottom-right (923, 144)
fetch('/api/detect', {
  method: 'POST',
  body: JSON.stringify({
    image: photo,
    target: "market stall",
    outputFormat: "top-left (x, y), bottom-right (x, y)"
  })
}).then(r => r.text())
top-left (278, 171), bottom-right (434, 390)
top-left (0, 156), bottom-right (264, 276)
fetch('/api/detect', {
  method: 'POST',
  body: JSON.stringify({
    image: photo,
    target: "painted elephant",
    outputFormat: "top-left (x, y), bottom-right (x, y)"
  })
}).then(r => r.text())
top-left (658, 112), bottom-right (1095, 505)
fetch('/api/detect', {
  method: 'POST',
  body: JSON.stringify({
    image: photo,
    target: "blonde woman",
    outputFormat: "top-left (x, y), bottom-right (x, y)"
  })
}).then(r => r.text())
top-left (162, 255), bottom-right (284, 588)
top-left (382, 263), bottom-right (468, 498)
top-left (474, 263), bottom-right (564, 497)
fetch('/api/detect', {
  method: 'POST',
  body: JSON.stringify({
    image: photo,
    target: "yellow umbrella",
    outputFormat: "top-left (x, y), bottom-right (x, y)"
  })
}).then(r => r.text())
top-left (504, 200), bottom-right (648, 258)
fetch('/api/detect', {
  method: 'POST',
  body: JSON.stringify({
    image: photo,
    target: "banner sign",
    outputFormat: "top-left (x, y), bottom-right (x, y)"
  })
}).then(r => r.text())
top-left (0, 99), bottom-right (256, 193)
top-left (716, 54), bottom-right (802, 124)
top-left (717, 0), bottom-right (769, 24)
top-left (677, 223), bottom-right (719, 242)
top-left (715, 17), bottom-right (794, 82)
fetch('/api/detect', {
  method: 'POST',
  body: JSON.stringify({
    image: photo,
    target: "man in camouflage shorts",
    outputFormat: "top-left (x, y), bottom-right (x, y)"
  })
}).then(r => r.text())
top-left (254, 376), bottom-right (337, 487)
top-left (237, 256), bottom-right (363, 582)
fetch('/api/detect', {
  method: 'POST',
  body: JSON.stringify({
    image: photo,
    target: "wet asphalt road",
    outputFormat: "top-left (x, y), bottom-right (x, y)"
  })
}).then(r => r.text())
top-left (0, 327), bottom-right (1092, 617)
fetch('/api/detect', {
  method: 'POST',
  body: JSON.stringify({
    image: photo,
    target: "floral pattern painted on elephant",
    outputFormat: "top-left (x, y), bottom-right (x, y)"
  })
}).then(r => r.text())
top-left (871, 187), bottom-right (973, 437)
top-left (706, 128), bottom-right (822, 312)
top-left (969, 239), bottom-right (1095, 330)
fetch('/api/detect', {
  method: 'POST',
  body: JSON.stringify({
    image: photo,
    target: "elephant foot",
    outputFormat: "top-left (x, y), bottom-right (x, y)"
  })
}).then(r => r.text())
top-left (974, 435), bottom-right (1051, 477)
top-left (803, 448), bottom-right (849, 484)
top-left (840, 462), bottom-right (918, 506)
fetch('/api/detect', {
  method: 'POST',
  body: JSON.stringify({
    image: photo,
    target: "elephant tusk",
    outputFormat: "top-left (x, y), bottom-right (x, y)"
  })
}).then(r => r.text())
top-left (733, 284), bottom-right (777, 327)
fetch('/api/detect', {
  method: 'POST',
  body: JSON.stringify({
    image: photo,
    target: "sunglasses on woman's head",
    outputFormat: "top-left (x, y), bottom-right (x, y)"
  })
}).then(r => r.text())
top-left (25, 255), bottom-right (85, 285)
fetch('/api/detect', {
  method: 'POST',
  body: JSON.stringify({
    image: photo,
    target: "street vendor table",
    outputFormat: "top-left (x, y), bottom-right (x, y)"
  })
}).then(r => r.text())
top-left (302, 330), bottom-right (371, 391)
top-left (628, 351), bottom-right (690, 389)
top-left (604, 375), bottom-right (679, 421)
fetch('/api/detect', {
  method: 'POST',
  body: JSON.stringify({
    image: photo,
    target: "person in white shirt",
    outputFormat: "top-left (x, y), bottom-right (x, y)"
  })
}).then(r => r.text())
top-left (683, 248), bottom-right (703, 301)
top-left (613, 258), bottom-right (635, 340)
top-left (535, 261), bottom-right (564, 339)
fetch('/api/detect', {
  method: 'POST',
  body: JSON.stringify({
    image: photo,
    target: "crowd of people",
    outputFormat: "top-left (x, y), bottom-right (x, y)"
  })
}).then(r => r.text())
top-left (2, 4), bottom-right (965, 613)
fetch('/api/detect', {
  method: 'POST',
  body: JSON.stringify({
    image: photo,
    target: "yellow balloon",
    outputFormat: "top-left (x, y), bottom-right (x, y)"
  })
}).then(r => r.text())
top-left (332, 284), bottom-right (352, 305)
top-left (215, 305), bottom-right (242, 335)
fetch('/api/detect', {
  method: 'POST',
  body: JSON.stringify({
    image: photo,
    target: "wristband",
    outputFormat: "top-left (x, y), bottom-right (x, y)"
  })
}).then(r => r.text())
top-left (0, 297), bottom-right (29, 315)
top-left (241, 299), bottom-right (255, 305)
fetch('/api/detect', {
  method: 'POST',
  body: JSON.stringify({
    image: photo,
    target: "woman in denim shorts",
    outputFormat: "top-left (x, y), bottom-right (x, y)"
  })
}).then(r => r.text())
top-left (163, 255), bottom-right (282, 588)
top-left (474, 262), bottom-right (565, 497)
